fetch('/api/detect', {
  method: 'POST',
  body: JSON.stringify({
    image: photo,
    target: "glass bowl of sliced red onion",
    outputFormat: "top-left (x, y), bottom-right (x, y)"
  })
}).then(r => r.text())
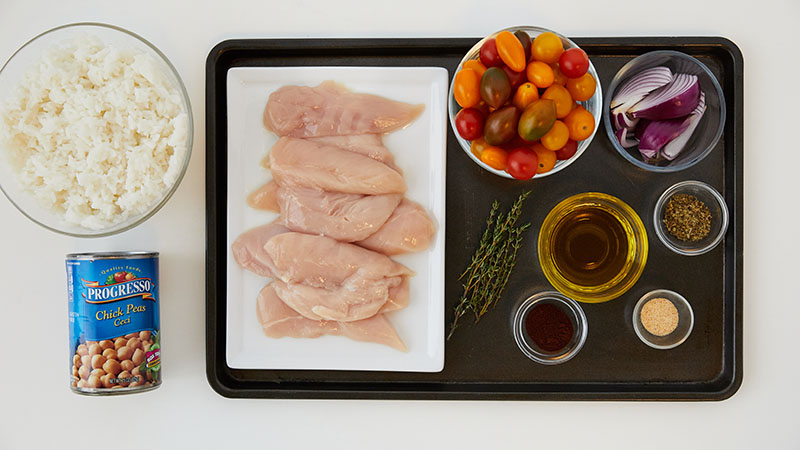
top-left (603, 51), bottom-right (725, 172)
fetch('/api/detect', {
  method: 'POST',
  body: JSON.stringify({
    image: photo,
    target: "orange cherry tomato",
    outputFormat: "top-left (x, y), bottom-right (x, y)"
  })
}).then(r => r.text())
top-left (463, 59), bottom-right (487, 78)
top-left (541, 84), bottom-right (573, 118)
top-left (453, 69), bottom-right (481, 108)
top-left (550, 63), bottom-right (568, 85)
top-left (512, 82), bottom-right (539, 110)
top-left (495, 31), bottom-right (526, 72)
top-left (563, 106), bottom-right (596, 141)
top-left (470, 138), bottom-right (490, 158)
top-left (526, 61), bottom-right (554, 89)
top-left (540, 120), bottom-right (569, 151)
top-left (566, 73), bottom-right (597, 102)
top-left (531, 32), bottom-right (564, 64)
top-left (480, 146), bottom-right (508, 170)
top-left (531, 142), bottom-right (557, 173)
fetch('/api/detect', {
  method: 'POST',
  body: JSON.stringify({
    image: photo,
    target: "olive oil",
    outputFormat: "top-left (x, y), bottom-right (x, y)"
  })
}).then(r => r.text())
top-left (551, 206), bottom-right (629, 287)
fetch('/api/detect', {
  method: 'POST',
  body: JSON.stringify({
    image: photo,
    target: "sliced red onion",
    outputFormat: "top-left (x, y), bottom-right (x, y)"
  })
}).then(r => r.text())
top-left (630, 73), bottom-right (701, 120)
top-left (610, 66), bottom-right (673, 110)
top-left (661, 92), bottom-right (707, 160)
top-left (637, 117), bottom-right (691, 161)
top-left (615, 127), bottom-right (638, 148)
top-left (612, 106), bottom-right (639, 131)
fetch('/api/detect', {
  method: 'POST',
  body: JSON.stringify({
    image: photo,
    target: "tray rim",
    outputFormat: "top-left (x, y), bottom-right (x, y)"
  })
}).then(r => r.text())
top-left (205, 35), bottom-right (743, 401)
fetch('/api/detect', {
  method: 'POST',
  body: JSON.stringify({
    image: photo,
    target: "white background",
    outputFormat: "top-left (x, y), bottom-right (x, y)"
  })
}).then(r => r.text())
top-left (0, 0), bottom-right (797, 448)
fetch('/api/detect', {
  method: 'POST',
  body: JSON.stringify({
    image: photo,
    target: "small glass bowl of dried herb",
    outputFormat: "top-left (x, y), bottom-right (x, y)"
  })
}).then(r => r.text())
top-left (513, 291), bottom-right (588, 365)
top-left (632, 289), bottom-right (694, 350)
top-left (653, 180), bottom-right (729, 256)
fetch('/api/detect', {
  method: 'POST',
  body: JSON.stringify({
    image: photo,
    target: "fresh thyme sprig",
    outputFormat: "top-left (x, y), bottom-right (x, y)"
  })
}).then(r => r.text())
top-left (447, 191), bottom-right (531, 340)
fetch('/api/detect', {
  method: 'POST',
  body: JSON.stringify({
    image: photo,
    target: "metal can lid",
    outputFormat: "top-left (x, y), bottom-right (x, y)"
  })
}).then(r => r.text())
top-left (65, 251), bottom-right (159, 260)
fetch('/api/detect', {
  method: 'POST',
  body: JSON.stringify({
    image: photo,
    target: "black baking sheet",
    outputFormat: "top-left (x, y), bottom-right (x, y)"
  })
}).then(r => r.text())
top-left (205, 37), bottom-right (743, 400)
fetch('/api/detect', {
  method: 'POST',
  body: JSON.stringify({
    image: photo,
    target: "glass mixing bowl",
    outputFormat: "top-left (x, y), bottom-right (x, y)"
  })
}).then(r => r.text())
top-left (447, 26), bottom-right (602, 179)
top-left (603, 50), bottom-right (725, 173)
top-left (0, 22), bottom-right (193, 237)
top-left (538, 192), bottom-right (648, 303)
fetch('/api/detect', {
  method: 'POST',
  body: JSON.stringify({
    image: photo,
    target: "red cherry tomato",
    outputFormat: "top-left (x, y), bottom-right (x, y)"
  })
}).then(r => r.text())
top-left (555, 139), bottom-right (578, 160)
top-left (506, 147), bottom-right (539, 180)
top-left (454, 108), bottom-right (485, 141)
top-left (479, 39), bottom-right (503, 68)
top-left (558, 48), bottom-right (589, 79)
top-left (502, 65), bottom-right (527, 90)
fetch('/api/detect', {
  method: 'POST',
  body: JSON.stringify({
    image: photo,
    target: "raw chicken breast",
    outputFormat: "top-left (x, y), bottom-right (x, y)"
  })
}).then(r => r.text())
top-left (231, 221), bottom-right (289, 277)
top-left (264, 232), bottom-right (412, 288)
top-left (267, 137), bottom-right (406, 195)
top-left (247, 181), bottom-right (280, 211)
top-left (357, 198), bottom-right (436, 255)
top-left (257, 283), bottom-right (406, 352)
top-left (307, 135), bottom-right (400, 172)
top-left (277, 187), bottom-right (402, 242)
top-left (381, 276), bottom-right (410, 313)
top-left (272, 279), bottom-right (399, 322)
top-left (263, 81), bottom-right (424, 138)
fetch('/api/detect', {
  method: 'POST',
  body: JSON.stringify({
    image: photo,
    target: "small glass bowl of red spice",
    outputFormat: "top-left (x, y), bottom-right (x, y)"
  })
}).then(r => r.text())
top-left (513, 291), bottom-right (588, 365)
top-left (654, 180), bottom-right (729, 256)
top-left (632, 289), bottom-right (694, 350)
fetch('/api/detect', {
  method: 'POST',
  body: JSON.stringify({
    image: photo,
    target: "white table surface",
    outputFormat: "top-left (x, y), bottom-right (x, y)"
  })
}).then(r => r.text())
top-left (1, 0), bottom-right (798, 448)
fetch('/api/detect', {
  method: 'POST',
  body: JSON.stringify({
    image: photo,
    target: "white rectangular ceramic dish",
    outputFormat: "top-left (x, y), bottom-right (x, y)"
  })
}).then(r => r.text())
top-left (224, 66), bottom-right (447, 372)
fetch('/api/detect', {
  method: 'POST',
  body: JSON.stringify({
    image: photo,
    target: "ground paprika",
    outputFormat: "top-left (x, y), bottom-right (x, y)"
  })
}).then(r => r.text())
top-left (524, 303), bottom-right (574, 352)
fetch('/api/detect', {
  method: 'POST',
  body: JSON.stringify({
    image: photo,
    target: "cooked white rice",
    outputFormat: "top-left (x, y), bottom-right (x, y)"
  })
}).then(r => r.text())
top-left (0, 34), bottom-right (189, 230)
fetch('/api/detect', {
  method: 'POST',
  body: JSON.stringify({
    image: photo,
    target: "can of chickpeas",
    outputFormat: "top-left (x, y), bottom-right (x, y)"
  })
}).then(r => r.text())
top-left (66, 252), bottom-right (162, 395)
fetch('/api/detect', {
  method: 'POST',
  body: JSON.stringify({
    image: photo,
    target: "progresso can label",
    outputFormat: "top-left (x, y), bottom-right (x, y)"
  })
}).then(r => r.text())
top-left (66, 252), bottom-right (162, 395)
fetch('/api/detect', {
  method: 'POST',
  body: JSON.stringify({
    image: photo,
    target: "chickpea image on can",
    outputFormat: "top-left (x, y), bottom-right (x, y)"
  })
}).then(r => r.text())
top-left (66, 252), bottom-right (162, 395)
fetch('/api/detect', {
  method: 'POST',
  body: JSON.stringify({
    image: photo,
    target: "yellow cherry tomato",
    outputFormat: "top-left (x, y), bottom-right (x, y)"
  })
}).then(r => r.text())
top-left (480, 146), bottom-right (508, 170)
top-left (526, 61), bottom-right (554, 89)
top-left (531, 32), bottom-right (564, 64)
top-left (542, 84), bottom-right (573, 119)
top-left (463, 59), bottom-right (487, 78)
top-left (454, 68), bottom-right (481, 108)
top-left (470, 138), bottom-right (490, 158)
top-left (540, 120), bottom-right (570, 151)
top-left (563, 106), bottom-right (596, 141)
top-left (550, 63), bottom-right (568, 85)
top-left (512, 82), bottom-right (539, 110)
top-left (495, 31), bottom-right (527, 72)
top-left (566, 73), bottom-right (597, 101)
top-left (531, 142), bottom-right (557, 173)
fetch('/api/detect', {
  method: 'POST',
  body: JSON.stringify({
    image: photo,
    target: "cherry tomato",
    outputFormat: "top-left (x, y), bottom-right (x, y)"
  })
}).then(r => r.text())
top-left (480, 67), bottom-right (511, 108)
top-left (455, 108), bottom-right (485, 141)
top-left (541, 84), bottom-right (573, 119)
top-left (463, 59), bottom-right (487, 78)
top-left (484, 106), bottom-right (520, 145)
top-left (453, 69), bottom-right (481, 108)
top-left (479, 38), bottom-right (503, 68)
top-left (496, 31), bottom-right (526, 72)
top-left (555, 139), bottom-right (578, 160)
top-left (506, 147), bottom-right (539, 180)
top-left (531, 143), bottom-right (557, 174)
top-left (563, 106), bottom-right (595, 141)
top-left (559, 48), bottom-right (590, 79)
top-left (526, 61), bottom-right (554, 88)
top-left (540, 120), bottom-right (569, 151)
top-left (514, 30), bottom-right (532, 62)
top-left (531, 32), bottom-right (564, 64)
top-left (502, 65), bottom-right (527, 90)
top-left (512, 82), bottom-right (539, 110)
top-left (480, 146), bottom-right (508, 170)
top-left (566, 73), bottom-right (596, 101)
top-left (550, 63), bottom-right (568, 85)
top-left (470, 138), bottom-right (490, 158)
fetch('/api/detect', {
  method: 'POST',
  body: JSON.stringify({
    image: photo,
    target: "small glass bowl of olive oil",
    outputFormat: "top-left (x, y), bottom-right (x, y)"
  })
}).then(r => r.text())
top-left (538, 192), bottom-right (648, 303)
